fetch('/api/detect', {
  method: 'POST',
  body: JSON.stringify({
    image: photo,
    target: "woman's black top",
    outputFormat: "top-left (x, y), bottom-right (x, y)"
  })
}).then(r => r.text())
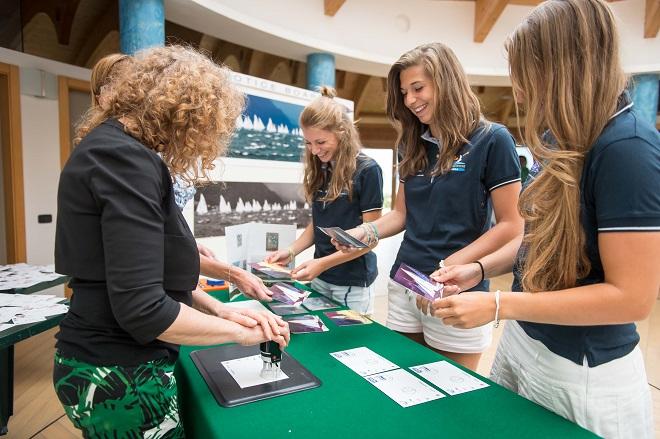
top-left (55, 119), bottom-right (199, 366)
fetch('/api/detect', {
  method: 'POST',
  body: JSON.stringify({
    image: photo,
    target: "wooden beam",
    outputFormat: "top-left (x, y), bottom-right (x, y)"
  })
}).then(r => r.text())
top-left (645, 0), bottom-right (660, 38)
top-left (324, 0), bottom-right (346, 17)
top-left (507, 0), bottom-right (542, 5)
top-left (352, 74), bottom-right (372, 117)
top-left (0, 63), bottom-right (27, 263)
top-left (474, 0), bottom-right (508, 43)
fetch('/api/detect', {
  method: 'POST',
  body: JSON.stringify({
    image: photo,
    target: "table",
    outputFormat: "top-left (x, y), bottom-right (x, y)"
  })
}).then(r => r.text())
top-left (0, 275), bottom-right (69, 435)
top-left (176, 288), bottom-right (598, 439)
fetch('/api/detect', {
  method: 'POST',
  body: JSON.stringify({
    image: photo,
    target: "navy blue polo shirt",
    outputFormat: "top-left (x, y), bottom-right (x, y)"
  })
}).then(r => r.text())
top-left (313, 153), bottom-right (383, 287)
top-left (391, 122), bottom-right (520, 290)
top-left (515, 101), bottom-right (660, 367)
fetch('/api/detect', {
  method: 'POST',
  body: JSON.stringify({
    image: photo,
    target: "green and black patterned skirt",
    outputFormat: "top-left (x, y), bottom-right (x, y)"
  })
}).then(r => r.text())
top-left (53, 351), bottom-right (184, 438)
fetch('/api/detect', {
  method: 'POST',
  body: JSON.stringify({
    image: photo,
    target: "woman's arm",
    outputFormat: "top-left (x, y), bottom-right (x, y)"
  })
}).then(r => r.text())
top-left (444, 182), bottom-right (523, 266)
top-left (432, 232), bottom-right (660, 328)
top-left (200, 256), bottom-right (272, 301)
top-left (291, 210), bottom-right (382, 281)
top-left (158, 302), bottom-right (290, 348)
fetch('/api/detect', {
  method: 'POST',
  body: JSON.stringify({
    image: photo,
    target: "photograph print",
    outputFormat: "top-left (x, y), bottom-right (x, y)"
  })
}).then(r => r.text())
top-left (194, 181), bottom-right (311, 237)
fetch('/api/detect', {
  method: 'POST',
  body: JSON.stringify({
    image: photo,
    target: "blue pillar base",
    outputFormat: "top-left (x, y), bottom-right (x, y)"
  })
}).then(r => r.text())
top-left (306, 53), bottom-right (336, 91)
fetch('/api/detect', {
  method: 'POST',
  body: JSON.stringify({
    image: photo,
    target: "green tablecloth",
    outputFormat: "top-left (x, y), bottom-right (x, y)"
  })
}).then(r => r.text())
top-left (176, 289), bottom-right (597, 439)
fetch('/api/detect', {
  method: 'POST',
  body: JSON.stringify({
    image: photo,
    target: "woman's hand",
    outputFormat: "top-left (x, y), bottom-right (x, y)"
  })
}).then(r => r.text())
top-left (430, 291), bottom-right (496, 329)
top-left (218, 306), bottom-right (290, 348)
top-left (430, 263), bottom-right (483, 295)
top-left (233, 268), bottom-right (273, 301)
top-left (265, 249), bottom-right (291, 265)
top-left (237, 322), bottom-right (290, 349)
top-left (291, 259), bottom-right (326, 282)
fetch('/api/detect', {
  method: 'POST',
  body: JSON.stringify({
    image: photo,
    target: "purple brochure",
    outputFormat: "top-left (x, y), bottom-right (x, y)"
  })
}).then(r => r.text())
top-left (268, 283), bottom-right (310, 306)
top-left (392, 263), bottom-right (444, 301)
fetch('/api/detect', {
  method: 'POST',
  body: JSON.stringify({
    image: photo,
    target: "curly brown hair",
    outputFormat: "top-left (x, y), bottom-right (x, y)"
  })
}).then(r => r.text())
top-left (75, 45), bottom-right (245, 183)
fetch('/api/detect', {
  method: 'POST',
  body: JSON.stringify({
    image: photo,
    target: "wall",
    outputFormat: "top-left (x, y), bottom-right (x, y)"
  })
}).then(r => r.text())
top-left (0, 48), bottom-right (90, 295)
top-left (0, 112), bottom-right (6, 264)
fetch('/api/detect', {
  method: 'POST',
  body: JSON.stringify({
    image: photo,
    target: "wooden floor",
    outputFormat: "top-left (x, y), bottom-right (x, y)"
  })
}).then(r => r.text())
top-left (5, 275), bottom-right (660, 438)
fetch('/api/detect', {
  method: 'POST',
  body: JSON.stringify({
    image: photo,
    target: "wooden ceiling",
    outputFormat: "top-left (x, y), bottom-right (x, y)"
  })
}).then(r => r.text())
top-left (16, 0), bottom-right (657, 149)
top-left (325, 0), bottom-right (660, 42)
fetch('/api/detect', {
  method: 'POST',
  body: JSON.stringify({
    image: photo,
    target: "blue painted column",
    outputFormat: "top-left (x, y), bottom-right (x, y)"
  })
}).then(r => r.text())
top-left (306, 53), bottom-right (336, 91)
top-left (631, 74), bottom-right (659, 127)
top-left (119, 0), bottom-right (165, 55)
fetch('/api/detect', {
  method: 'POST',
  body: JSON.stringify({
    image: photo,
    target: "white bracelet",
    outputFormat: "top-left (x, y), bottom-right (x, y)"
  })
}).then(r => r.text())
top-left (494, 290), bottom-right (501, 328)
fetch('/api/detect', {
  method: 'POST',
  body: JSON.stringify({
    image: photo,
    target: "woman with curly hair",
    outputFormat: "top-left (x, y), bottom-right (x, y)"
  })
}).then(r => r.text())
top-left (54, 46), bottom-right (290, 438)
top-left (419, 1), bottom-right (659, 436)
top-left (266, 87), bottom-right (383, 314)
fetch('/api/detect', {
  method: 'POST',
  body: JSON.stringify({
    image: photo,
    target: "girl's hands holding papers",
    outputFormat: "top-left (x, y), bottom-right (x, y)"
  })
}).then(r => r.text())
top-left (428, 292), bottom-right (496, 329)
top-left (265, 249), bottom-right (291, 265)
top-left (416, 263), bottom-right (480, 316)
top-left (330, 227), bottom-right (366, 253)
top-left (291, 259), bottom-right (326, 281)
top-left (431, 263), bottom-right (483, 294)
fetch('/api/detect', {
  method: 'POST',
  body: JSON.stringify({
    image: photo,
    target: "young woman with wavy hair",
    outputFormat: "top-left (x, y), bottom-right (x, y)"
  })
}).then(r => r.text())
top-left (55, 46), bottom-right (289, 437)
top-left (336, 43), bottom-right (523, 370)
top-left (267, 87), bottom-right (383, 314)
top-left (420, 1), bottom-right (660, 436)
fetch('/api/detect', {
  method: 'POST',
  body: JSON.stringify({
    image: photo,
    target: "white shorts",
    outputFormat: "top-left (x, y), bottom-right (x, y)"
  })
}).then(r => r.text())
top-left (385, 279), bottom-right (492, 353)
top-left (311, 277), bottom-right (375, 315)
top-left (491, 321), bottom-right (654, 439)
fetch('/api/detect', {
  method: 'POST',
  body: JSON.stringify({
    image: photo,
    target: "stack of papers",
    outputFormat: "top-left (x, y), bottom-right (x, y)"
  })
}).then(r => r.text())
top-left (330, 347), bottom-right (443, 407)
top-left (302, 295), bottom-right (340, 311)
top-left (250, 262), bottom-right (292, 280)
top-left (284, 315), bottom-right (329, 333)
top-left (268, 283), bottom-right (310, 306)
top-left (0, 293), bottom-right (68, 332)
top-left (330, 347), bottom-right (489, 408)
top-left (0, 263), bottom-right (65, 290)
top-left (324, 310), bottom-right (372, 326)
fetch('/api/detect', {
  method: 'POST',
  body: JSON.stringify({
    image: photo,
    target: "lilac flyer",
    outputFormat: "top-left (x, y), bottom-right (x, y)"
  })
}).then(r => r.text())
top-left (392, 263), bottom-right (443, 301)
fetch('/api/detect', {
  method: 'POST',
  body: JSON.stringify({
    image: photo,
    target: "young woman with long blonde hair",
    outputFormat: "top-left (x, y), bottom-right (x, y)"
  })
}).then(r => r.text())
top-left (420, 1), bottom-right (659, 436)
top-left (337, 43), bottom-right (524, 370)
top-left (267, 87), bottom-right (383, 314)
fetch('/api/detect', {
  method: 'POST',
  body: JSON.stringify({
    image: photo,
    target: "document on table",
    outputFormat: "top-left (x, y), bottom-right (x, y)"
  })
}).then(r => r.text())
top-left (0, 263), bottom-right (64, 290)
top-left (410, 360), bottom-right (489, 395)
top-left (364, 368), bottom-right (445, 407)
top-left (330, 347), bottom-right (399, 377)
top-left (221, 355), bottom-right (289, 389)
top-left (0, 293), bottom-right (68, 326)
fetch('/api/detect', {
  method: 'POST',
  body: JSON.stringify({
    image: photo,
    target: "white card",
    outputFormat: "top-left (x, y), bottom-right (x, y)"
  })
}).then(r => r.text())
top-left (0, 323), bottom-right (14, 332)
top-left (365, 368), bottom-right (445, 407)
top-left (410, 360), bottom-right (489, 395)
top-left (330, 347), bottom-right (399, 377)
top-left (221, 354), bottom-right (289, 389)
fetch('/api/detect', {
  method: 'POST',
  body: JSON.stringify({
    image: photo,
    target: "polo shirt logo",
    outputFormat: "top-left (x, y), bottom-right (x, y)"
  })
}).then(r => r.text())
top-left (450, 152), bottom-right (470, 172)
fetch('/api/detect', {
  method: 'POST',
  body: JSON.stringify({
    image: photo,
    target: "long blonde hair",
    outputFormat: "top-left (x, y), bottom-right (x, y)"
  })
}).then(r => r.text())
top-left (386, 43), bottom-right (484, 178)
top-left (75, 46), bottom-right (245, 183)
top-left (507, 0), bottom-right (627, 292)
top-left (90, 53), bottom-right (130, 106)
top-left (300, 86), bottom-right (362, 202)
